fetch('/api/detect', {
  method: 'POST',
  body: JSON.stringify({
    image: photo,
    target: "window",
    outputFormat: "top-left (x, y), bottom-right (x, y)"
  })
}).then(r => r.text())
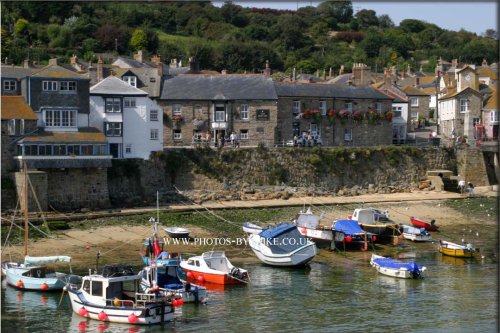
top-left (460, 99), bottom-right (469, 113)
top-left (319, 101), bottom-right (327, 115)
top-left (105, 98), bottom-right (121, 112)
top-left (123, 76), bottom-right (137, 87)
top-left (392, 106), bottom-right (402, 118)
top-left (60, 81), bottom-right (76, 91)
top-left (91, 281), bottom-right (103, 296)
top-left (173, 104), bottom-right (182, 115)
top-left (215, 105), bottom-right (225, 122)
top-left (345, 102), bottom-right (353, 113)
top-left (411, 111), bottom-right (419, 120)
top-left (150, 109), bottom-right (158, 121)
top-left (53, 145), bottom-right (67, 155)
top-left (410, 97), bottom-right (419, 107)
top-left (44, 110), bottom-right (77, 127)
top-left (67, 145), bottom-right (80, 155)
top-left (3, 80), bottom-right (16, 91)
top-left (240, 104), bottom-right (249, 120)
top-left (125, 144), bottom-right (132, 154)
top-left (105, 122), bottom-right (122, 136)
top-left (38, 145), bottom-right (52, 156)
top-left (150, 129), bottom-right (159, 140)
top-left (83, 280), bottom-right (90, 293)
top-left (124, 98), bottom-right (136, 108)
top-left (344, 129), bottom-right (352, 142)
top-left (473, 117), bottom-right (480, 127)
top-left (240, 129), bottom-right (249, 140)
top-left (7, 119), bottom-right (15, 135)
top-left (173, 130), bottom-right (182, 140)
top-left (292, 100), bottom-right (301, 116)
top-left (375, 102), bottom-right (382, 113)
top-left (491, 110), bottom-right (498, 123)
top-left (42, 81), bottom-right (58, 91)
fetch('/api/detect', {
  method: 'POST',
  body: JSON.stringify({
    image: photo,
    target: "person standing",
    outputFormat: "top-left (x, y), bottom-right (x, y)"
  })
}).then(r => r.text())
top-left (467, 182), bottom-right (474, 197)
top-left (458, 179), bottom-right (466, 194)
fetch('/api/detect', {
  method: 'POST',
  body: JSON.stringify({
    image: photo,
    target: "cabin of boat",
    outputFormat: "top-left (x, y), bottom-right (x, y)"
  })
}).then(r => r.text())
top-left (402, 225), bottom-right (432, 242)
top-left (294, 208), bottom-right (333, 245)
top-left (350, 208), bottom-right (401, 238)
top-left (67, 265), bottom-right (174, 325)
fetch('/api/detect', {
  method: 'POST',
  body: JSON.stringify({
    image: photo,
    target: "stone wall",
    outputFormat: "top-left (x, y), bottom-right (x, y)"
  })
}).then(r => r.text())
top-left (456, 147), bottom-right (490, 186)
top-left (15, 170), bottom-right (48, 212)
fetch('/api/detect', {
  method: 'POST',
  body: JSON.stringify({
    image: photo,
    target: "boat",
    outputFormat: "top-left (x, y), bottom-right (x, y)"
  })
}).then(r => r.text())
top-left (248, 223), bottom-right (317, 267)
top-left (331, 219), bottom-right (376, 250)
top-left (370, 254), bottom-right (427, 279)
top-left (350, 208), bottom-right (401, 238)
top-left (4, 163), bottom-right (72, 291)
top-left (410, 217), bottom-right (439, 231)
top-left (242, 222), bottom-right (263, 235)
top-left (293, 208), bottom-right (333, 247)
top-left (401, 225), bottom-right (432, 242)
top-left (67, 264), bottom-right (175, 325)
top-left (439, 240), bottom-right (479, 258)
top-left (164, 227), bottom-right (190, 239)
top-left (180, 251), bottom-right (249, 285)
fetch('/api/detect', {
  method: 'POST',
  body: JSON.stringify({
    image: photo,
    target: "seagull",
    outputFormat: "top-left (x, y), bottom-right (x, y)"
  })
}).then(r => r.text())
top-left (461, 238), bottom-right (465, 243)
top-left (476, 232), bottom-right (479, 237)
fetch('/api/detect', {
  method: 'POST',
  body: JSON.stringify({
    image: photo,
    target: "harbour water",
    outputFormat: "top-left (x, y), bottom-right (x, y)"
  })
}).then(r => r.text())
top-left (1, 224), bottom-right (497, 333)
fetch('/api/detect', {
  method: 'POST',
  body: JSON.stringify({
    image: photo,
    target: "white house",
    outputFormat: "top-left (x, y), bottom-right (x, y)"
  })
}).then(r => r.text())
top-left (89, 76), bottom-right (163, 159)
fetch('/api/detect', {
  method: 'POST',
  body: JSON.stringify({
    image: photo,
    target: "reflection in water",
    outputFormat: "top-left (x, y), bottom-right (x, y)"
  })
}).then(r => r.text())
top-left (440, 254), bottom-right (470, 266)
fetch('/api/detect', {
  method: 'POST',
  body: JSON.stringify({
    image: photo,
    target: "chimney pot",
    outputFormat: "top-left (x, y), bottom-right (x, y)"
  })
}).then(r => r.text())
top-left (221, 69), bottom-right (227, 75)
top-left (134, 50), bottom-right (144, 63)
top-left (48, 58), bottom-right (58, 66)
top-left (97, 56), bottom-right (104, 82)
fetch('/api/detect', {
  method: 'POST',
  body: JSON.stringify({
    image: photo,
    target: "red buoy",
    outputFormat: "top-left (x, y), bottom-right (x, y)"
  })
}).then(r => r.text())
top-left (98, 311), bottom-right (108, 321)
top-left (177, 298), bottom-right (184, 306)
top-left (197, 275), bottom-right (205, 283)
top-left (186, 271), bottom-right (193, 279)
top-left (16, 280), bottom-right (24, 288)
top-left (41, 283), bottom-right (49, 291)
top-left (78, 307), bottom-right (88, 317)
top-left (128, 313), bottom-right (139, 324)
top-left (345, 235), bottom-right (353, 243)
top-left (371, 235), bottom-right (377, 242)
top-left (172, 299), bottom-right (179, 307)
top-left (78, 321), bottom-right (88, 331)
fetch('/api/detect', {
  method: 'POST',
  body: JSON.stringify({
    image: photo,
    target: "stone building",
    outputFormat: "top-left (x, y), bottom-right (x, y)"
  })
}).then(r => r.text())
top-left (401, 85), bottom-right (431, 121)
top-left (158, 75), bottom-right (278, 147)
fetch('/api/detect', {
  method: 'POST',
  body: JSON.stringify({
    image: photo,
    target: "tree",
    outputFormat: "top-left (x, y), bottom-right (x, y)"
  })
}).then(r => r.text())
top-left (359, 28), bottom-right (384, 58)
top-left (483, 29), bottom-right (497, 39)
top-left (399, 19), bottom-right (426, 33)
top-left (14, 18), bottom-right (29, 35)
top-left (378, 14), bottom-right (394, 29)
top-left (94, 24), bottom-right (130, 53)
top-left (317, 1), bottom-right (353, 25)
top-left (295, 59), bottom-right (319, 74)
top-left (355, 9), bottom-right (379, 29)
top-left (130, 28), bottom-right (147, 51)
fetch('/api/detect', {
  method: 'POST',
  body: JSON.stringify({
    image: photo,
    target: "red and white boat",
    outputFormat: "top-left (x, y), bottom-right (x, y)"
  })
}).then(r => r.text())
top-left (180, 251), bottom-right (249, 285)
top-left (410, 217), bottom-right (439, 231)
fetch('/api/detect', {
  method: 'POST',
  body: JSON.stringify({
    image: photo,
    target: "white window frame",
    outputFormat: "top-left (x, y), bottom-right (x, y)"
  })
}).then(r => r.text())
top-left (240, 104), bottom-right (249, 120)
top-left (344, 128), bottom-right (353, 142)
top-left (319, 100), bottom-right (327, 115)
top-left (345, 102), bottom-right (353, 113)
top-left (490, 110), bottom-right (498, 123)
top-left (125, 144), bottom-right (132, 154)
top-left (44, 109), bottom-right (77, 127)
top-left (42, 81), bottom-right (58, 91)
top-left (60, 81), bottom-right (76, 91)
top-left (411, 111), bottom-right (419, 120)
top-left (215, 105), bottom-right (225, 122)
top-left (150, 129), bottom-right (159, 140)
top-left (124, 97), bottom-right (136, 108)
top-left (123, 76), bottom-right (137, 87)
top-left (410, 97), bottom-right (419, 107)
top-left (173, 130), bottom-right (182, 140)
top-left (150, 109), bottom-right (158, 121)
top-left (3, 80), bottom-right (16, 91)
top-left (240, 129), bottom-right (249, 140)
top-left (173, 104), bottom-right (182, 115)
top-left (105, 98), bottom-right (121, 113)
top-left (105, 122), bottom-right (122, 137)
top-left (460, 99), bottom-right (469, 113)
top-left (392, 106), bottom-right (402, 118)
top-left (473, 117), bottom-right (480, 127)
top-left (292, 100), bottom-right (301, 115)
top-left (7, 119), bottom-right (16, 135)
top-left (375, 102), bottom-right (382, 113)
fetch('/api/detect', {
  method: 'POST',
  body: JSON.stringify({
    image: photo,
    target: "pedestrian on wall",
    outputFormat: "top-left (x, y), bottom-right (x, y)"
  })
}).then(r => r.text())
top-left (467, 182), bottom-right (474, 197)
top-left (457, 179), bottom-right (466, 194)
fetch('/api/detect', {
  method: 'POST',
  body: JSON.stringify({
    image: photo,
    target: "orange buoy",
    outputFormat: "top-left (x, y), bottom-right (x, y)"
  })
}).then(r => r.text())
top-left (186, 271), bottom-right (193, 279)
top-left (98, 311), bottom-right (108, 321)
top-left (197, 275), bottom-right (205, 283)
top-left (128, 313), bottom-right (139, 323)
top-left (78, 307), bottom-right (88, 316)
top-left (16, 280), bottom-right (24, 288)
top-left (41, 283), bottom-right (49, 291)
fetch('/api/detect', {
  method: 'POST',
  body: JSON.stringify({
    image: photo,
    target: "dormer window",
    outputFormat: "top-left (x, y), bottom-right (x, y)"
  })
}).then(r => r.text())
top-left (123, 76), bottom-right (137, 87)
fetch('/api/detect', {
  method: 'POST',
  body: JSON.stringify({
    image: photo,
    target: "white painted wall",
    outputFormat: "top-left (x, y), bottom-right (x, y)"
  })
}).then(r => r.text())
top-left (439, 99), bottom-right (456, 121)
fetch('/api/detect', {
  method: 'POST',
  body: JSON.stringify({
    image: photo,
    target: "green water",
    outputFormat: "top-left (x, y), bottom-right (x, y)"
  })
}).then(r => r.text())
top-left (1, 224), bottom-right (498, 333)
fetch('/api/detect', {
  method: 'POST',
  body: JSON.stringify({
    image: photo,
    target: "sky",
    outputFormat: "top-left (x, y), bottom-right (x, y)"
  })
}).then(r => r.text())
top-left (214, 1), bottom-right (497, 35)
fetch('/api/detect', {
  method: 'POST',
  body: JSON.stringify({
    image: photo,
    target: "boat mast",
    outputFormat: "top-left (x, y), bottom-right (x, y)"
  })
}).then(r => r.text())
top-left (23, 162), bottom-right (28, 257)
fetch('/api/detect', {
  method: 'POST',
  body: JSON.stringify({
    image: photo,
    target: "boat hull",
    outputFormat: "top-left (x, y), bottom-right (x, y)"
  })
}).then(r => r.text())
top-left (402, 233), bottom-right (432, 242)
top-left (242, 223), bottom-right (263, 235)
top-left (297, 226), bottom-right (333, 247)
top-left (410, 217), bottom-right (439, 231)
top-left (360, 224), bottom-right (400, 237)
top-left (370, 255), bottom-right (425, 279)
top-left (5, 267), bottom-right (65, 291)
top-left (68, 289), bottom-right (174, 325)
top-left (249, 235), bottom-right (317, 267)
top-left (181, 269), bottom-right (241, 285)
top-left (439, 247), bottom-right (475, 258)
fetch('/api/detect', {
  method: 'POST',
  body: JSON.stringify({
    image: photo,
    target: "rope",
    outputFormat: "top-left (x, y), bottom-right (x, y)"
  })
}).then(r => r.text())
top-left (27, 175), bottom-right (50, 231)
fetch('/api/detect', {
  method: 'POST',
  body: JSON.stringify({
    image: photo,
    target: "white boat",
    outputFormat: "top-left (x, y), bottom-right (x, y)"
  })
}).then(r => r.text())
top-left (180, 251), bottom-right (249, 285)
top-left (242, 222), bottom-right (263, 234)
top-left (248, 223), bottom-right (317, 267)
top-left (293, 208), bottom-right (333, 247)
top-left (370, 254), bottom-right (427, 279)
top-left (401, 225), bottom-right (432, 242)
top-left (67, 265), bottom-right (175, 325)
top-left (350, 208), bottom-right (401, 237)
top-left (164, 227), bottom-right (190, 239)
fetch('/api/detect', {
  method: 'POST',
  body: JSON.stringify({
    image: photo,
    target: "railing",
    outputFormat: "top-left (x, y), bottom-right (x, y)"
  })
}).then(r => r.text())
top-left (105, 298), bottom-right (135, 307)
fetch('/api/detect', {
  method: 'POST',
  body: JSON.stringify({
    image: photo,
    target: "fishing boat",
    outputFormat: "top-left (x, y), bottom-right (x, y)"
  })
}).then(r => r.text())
top-left (242, 222), bottom-right (263, 235)
top-left (331, 219), bottom-right (376, 250)
top-left (410, 217), bottom-right (439, 231)
top-left (370, 254), bottom-right (427, 279)
top-left (439, 240), bottom-right (479, 258)
top-left (67, 264), bottom-right (175, 325)
top-left (180, 251), bottom-right (249, 285)
top-left (351, 208), bottom-right (401, 238)
top-left (293, 208), bottom-right (333, 247)
top-left (164, 227), bottom-right (190, 239)
top-left (4, 163), bottom-right (72, 291)
top-left (248, 223), bottom-right (317, 267)
top-left (401, 225), bottom-right (432, 242)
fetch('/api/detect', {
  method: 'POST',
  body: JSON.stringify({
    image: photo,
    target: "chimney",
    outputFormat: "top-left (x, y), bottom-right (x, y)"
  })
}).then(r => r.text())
top-left (323, 68), bottom-right (326, 80)
top-left (97, 56), bottom-right (103, 82)
top-left (23, 59), bottom-right (31, 68)
top-left (134, 50), bottom-right (144, 63)
top-left (384, 67), bottom-right (393, 85)
top-left (329, 67), bottom-right (332, 78)
top-left (451, 59), bottom-right (458, 68)
top-left (406, 63), bottom-right (411, 76)
top-left (170, 58), bottom-right (177, 68)
top-left (189, 57), bottom-right (199, 73)
top-left (339, 65), bottom-right (345, 75)
top-left (482, 58), bottom-right (488, 66)
top-left (71, 54), bottom-right (78, 65)
top-left (292, 67), bottom-right (296, 81)
top-left (414, 77), bottom-right (420, 86)
top-left (48, 58), bottom-right (58, 66)
top-left (151, 55), bottom-right (161, 64)
top-left (264, 60), bottom-right (271, 76)
top-left (157, 61), bottom-right (163, 77)
top-left (221, 69), bottom-right (227, 75)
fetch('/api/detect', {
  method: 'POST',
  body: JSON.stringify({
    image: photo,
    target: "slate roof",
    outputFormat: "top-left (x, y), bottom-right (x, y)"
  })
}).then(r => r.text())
top-left (402, 85), bottom-right (430, 96)
top-left (328, 73), bottom-right (352, 85)
top-left (440, 86), bottom-right (482, 100)
top-left (90, 75), bottom-right (148, 96)
top-left (275, 82), bottom-right (393, 100)
top-left (160, 75), bottom-right (277, 100)
top-left (477, 66), bottom-right (498, 80)
top-left (483, 90), bottom-right (497, 110)
top-left (377, 89), bottom-right (407, 103)
top-left (20, 127), bottom-right (107, 143)
top-left (30, 63), bottom-right (87, 79)
top-left (1, 96), bottom-right (38, 120)
top-left (112, 56), bottom-right (156, 69)
top-left (1, 66), bottom-right (37, 79)
top-left (113, 67), bottom-right (164, 97)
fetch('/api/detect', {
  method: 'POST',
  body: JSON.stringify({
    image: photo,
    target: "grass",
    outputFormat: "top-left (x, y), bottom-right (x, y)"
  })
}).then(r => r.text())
top-left (443, 196), bottom-right (498, 221)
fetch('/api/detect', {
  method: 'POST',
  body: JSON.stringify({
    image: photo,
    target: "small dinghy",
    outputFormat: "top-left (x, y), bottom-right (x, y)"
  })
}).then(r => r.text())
top-left (410, 217), bottom-right (439, 231)
top-left (164, 227), bottom-right (190, 239)
top-left (401, 225), bottom-right (432, 242)
top-left (242, 222), bottom-right (263, 235)
top-left (370, 254), bottom-right (426, 279)
top-left (439, 240), bottom-right (479, 258)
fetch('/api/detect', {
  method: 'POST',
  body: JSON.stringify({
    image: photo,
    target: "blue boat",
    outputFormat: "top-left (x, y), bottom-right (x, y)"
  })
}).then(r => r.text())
top-left (370, 254), bottom-right (427, 279)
